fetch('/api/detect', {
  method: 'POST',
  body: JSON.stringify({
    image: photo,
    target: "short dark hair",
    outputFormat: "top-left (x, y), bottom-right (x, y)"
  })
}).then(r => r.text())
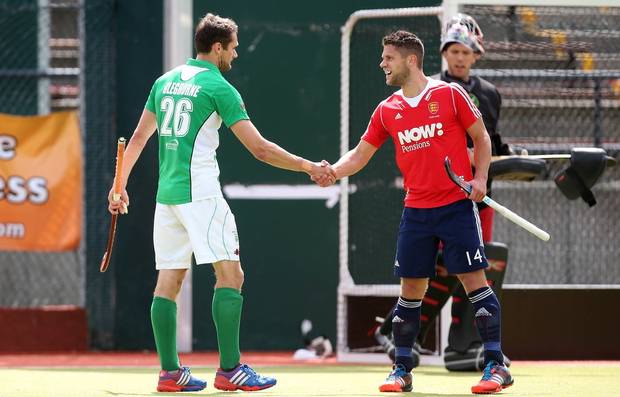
top-left (195, 13), bottom-right (238, 54)
top-left (382, 30), bottom-right (425, 68)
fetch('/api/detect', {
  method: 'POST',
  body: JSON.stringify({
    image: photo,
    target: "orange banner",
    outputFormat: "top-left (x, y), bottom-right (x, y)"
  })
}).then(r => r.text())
top-left (0, 111), bottom-right (82, 251)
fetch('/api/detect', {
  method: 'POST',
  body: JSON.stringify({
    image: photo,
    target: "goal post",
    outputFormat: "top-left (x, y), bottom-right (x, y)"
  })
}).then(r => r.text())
top-left (338, 6), bottom-right (446, 364)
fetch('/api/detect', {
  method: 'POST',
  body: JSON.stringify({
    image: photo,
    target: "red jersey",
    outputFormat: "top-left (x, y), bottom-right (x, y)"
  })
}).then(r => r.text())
top-left (362, 78), bottom-right (481, 208)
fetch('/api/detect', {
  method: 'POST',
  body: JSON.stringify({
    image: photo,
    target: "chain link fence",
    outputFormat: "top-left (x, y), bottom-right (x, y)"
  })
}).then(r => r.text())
top-left (0, 0), bottom-right (116, 330)
top-left (464, 4), bottom-right (620, 284)
top-left (0, 0), bottom-right (83, 307)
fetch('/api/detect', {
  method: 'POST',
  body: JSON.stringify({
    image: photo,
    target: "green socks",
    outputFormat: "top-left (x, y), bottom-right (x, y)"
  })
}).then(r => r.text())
top-left (151, 289), bottom-right (243, 372)
top-left (151, 296), bottom-right (180, 371)
top-left (212, 287), bottom-right (243, 370)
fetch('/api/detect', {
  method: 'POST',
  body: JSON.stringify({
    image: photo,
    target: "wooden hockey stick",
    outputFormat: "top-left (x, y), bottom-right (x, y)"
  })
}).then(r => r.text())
top-left (100, 137), bottom-right (126, 272)
top-left (444, 156), bottom-right (551, 242)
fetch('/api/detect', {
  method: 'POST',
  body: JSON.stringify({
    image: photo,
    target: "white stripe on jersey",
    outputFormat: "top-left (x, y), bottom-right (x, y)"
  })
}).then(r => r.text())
top-left (450, 83), bottom-right (483, 118)
top-left (424, 80), bottom-right (448, 101)
top-left (379, 98), bottom-right (388, 131)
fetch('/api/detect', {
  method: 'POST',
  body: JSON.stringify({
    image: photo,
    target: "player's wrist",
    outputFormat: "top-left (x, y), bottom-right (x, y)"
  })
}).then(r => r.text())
top-left (332, 166), bottom-right (343, 180)
top-left (299, 158), bottom-right (313, 174)
top-left (473, 175), bottom-right (488, 186)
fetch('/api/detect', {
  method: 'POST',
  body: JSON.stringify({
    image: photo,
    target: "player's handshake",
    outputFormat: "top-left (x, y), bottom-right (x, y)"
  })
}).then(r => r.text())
top-left (309, 160), bottom-right (337, 187)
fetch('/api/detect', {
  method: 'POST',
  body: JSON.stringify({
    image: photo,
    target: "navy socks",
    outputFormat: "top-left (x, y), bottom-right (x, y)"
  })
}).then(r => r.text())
top-left (392, 296), bottom-right (422, 372)
top-left (468, 286), bottom-right (504, 365)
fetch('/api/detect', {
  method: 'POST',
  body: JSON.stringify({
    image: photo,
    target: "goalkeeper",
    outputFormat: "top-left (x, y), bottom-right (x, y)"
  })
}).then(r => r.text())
top-left (374, 14), bottom-right (514, 371)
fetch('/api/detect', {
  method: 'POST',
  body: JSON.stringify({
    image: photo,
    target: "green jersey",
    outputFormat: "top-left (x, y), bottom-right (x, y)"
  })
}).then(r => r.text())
top-left (145, 58), bottom-right (249, 204)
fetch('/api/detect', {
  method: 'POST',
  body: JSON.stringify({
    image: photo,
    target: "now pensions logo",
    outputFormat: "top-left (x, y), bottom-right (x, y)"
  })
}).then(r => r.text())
top-left (397, 122), bottom-right (444, 145)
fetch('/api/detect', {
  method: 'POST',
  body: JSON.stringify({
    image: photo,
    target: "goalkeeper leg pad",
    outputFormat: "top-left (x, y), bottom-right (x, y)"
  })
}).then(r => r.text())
top-left (418, 251), bottom-right (460, 344)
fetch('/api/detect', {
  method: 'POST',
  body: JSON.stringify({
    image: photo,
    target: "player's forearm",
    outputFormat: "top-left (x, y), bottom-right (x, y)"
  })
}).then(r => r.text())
top-left (253, 140), bottom-right (313, 173)
top-left (119, 132), bottom-right (150, 189)
top-left (332, 150), bottom-right (367, 179)
top-left (472, 133), bottom-right (491, 183)
top-left (117, 109), bottom-right (157, 189)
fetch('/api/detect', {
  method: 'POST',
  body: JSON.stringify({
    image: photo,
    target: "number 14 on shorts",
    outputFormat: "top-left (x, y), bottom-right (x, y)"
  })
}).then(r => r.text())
top-left (466, 248), bottom-right (483, 266)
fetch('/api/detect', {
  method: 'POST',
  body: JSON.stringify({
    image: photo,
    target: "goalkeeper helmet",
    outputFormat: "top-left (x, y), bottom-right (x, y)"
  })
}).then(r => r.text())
top-left (441, 13), bottom-right (485, 54)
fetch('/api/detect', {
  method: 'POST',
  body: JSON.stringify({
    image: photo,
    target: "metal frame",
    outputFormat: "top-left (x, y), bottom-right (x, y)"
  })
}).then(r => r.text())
top-left (338, 6), bottom-right (446, 365)
top-left (163, 0), bottom-right (194, 353)
top-left (37, 0), bottom-right (50, 114)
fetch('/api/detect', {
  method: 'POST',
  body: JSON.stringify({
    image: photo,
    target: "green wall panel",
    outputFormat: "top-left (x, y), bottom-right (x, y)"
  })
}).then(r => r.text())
top-left (109, 0), bottom-right (440, 350)
top-left (192, 0), bottom-right (441, 350)
top-left (112, 0), bottom-right (163, 350)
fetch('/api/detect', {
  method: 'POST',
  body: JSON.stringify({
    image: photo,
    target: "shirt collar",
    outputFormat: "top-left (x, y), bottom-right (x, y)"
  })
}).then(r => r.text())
top-left (186, 58), bottom-right (220, 74)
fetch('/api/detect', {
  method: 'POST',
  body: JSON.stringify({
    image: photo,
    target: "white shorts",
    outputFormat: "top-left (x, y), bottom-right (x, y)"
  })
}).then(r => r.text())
top-left (153, 197), bottom-right (240, 269)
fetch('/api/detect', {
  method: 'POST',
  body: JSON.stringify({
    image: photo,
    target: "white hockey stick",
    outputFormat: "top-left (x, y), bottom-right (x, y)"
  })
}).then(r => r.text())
top-left (444, 157), bottom-right (551, 242)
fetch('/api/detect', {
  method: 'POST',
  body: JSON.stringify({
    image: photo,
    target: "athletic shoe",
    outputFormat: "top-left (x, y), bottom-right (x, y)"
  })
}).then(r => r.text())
top-left (379, 364), bottom-right (413, 392)
top-left (156, 366), bottom-right (207, 392)
top-left (471, 361), bottom-right (514, 394)
top-left (214, 363), bottom-right (277, 391)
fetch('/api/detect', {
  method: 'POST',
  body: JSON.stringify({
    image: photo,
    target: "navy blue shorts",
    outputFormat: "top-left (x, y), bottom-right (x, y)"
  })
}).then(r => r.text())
top-left (394, 199), bottom-right (488, 278)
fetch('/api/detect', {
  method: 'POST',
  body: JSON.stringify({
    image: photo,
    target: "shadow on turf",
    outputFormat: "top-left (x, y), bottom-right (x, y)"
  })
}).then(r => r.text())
top-left (100, 389), bottom-right (475, 397)
top-left (103, 392), bottom-right (209, 396)
top-left (100, 387), bottom-right (476, 397)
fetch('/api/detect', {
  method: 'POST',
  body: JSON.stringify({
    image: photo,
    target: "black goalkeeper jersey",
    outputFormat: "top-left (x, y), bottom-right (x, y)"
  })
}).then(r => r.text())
top-left (438, 70), bottom-right (508, 156)
top-left (435, 71), bottom-right (508, 209)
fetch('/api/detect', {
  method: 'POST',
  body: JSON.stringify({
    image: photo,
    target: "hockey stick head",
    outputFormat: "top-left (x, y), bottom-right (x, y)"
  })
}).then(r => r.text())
top-left (100, 214), bottom-right (118, 272)
top-left (100, 251), bottom-right (110, 273)
top-left (444, 156), bottom-right (472, 195)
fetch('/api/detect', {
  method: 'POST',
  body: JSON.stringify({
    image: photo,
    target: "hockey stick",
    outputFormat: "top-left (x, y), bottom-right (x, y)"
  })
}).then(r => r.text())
top-left (444, 156), bottom-right (551, 242)
top-left (100, 137), bottom-right (127, 273)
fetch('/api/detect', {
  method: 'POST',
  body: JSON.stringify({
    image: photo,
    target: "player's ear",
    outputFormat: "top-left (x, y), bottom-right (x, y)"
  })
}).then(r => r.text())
top-left (408, 54), bottom-right (418, 68)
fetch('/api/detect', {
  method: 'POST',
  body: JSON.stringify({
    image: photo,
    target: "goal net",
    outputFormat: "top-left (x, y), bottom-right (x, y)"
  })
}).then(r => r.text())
top-left (338, 2), bottom-right (620, 363)
top-left (338, 7), bottom-right (444, 363)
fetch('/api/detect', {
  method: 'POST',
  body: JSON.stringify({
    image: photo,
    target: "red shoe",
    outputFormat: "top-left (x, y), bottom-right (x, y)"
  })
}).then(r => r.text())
top-left (379, 364), bottom-right (412, 392)
top-left (214, 363), bottom-right (276, 391)
top-left (471, 361), bottom-right (513, 394)
top-left (157, 366), bottom-right (206, 392)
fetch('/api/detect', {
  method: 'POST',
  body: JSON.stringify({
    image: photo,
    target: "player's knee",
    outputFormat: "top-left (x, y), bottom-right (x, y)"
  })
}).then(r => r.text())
top-left (214, 261), bottom-right (244, 290)
top-left (400, 278), bottom-right (428, 299)
top-left (154, 270), bottom-right (186, 299)
top-left (456, 270), bottom-right (487, 293)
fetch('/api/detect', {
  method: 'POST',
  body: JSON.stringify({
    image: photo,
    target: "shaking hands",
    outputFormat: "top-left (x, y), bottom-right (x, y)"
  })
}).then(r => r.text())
top-left (307, 160), bottom-right (337, 187)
